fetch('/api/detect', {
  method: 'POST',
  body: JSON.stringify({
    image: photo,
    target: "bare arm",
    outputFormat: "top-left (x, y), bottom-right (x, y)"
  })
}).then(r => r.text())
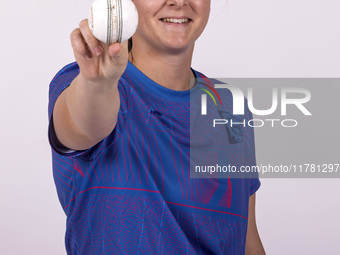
top-left (53, 19), bottom-right (129, 150)
top-left (245, 193), bottom-right (266, 255)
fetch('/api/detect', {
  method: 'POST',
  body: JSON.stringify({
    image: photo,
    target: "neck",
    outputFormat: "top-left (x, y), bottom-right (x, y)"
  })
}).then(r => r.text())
top-left (128, 43), bottom-right (196, 91)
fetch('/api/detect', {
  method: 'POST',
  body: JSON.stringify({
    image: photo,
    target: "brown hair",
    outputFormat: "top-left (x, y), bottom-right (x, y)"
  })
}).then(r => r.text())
top-left (128, 37), bottom-right (133, 52)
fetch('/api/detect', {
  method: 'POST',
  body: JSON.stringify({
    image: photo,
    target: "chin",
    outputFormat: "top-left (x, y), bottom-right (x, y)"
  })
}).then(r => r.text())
top-left (158, 38), bottom-right (194, 54)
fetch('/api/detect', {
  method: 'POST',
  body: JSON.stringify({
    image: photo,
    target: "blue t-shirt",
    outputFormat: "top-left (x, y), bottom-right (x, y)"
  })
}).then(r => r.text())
top-left (48, 61), bottom-right (260, 254)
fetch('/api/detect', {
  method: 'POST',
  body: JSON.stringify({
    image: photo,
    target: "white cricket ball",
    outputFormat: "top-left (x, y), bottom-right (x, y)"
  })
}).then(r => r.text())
top-left (88, 0), bottom-right (138, 44)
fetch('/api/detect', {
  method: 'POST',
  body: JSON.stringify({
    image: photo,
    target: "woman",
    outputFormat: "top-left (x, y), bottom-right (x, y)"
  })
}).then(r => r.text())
top-left (48, 0), bottom-right (265, 254)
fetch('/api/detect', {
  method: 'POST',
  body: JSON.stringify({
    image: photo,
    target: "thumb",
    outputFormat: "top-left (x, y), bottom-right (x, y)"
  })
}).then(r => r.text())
top-left (107, 41), bottom-right (128, 60)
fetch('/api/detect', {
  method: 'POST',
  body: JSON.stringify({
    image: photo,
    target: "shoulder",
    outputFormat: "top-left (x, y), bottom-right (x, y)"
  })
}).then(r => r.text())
top-left (50, 62), bottom-right (79, 89)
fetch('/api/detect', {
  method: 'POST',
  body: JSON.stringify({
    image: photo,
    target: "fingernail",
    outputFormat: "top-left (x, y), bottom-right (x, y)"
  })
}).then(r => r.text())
top-left (94, 46), bottom-right (103, 56)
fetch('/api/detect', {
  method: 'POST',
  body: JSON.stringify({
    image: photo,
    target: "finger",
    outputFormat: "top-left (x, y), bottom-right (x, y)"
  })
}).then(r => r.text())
top-left (70, 28), bottom-right (92, 61)
top-left (79, 19), bottom-right (103, 57)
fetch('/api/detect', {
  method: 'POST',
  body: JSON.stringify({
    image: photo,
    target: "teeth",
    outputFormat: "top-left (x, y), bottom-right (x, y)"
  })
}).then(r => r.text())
top-left (162, 18), bottom-right (189, 23)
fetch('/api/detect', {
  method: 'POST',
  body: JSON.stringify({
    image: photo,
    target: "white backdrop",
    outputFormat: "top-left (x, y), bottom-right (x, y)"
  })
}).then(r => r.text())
top-left (1, 0), bottom-right (339, 254)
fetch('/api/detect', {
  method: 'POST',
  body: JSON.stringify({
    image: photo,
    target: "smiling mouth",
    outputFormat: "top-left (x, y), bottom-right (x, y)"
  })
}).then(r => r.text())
top-left (161, 18), bottom-right (191, 24)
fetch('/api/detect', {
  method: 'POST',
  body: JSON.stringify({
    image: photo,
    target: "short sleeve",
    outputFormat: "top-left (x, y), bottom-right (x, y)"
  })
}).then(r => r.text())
top-left (49, 115), bottom-right (78, 154)
top-left (244, 99), bottom-right (261, 196)
top-left (249, 178), bottom-right (261, 196)
top-left (48, 62), bottom-right (129, 160)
